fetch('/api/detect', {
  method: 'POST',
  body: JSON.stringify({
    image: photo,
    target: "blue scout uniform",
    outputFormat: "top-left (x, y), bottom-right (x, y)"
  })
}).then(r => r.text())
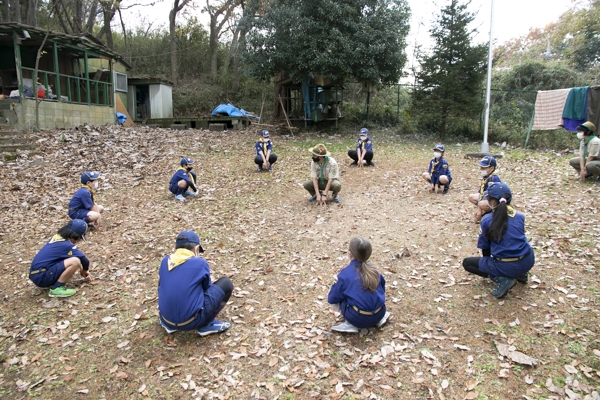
top-left (328, 260), bottom-right (386, 329)
top-left (477, 207), bottom-right (535, 279)
top-left (158, 249), bottom-right (226, 330)
top-left (169, 168), bottom-right (197, 196)
top-left (479, 174), bottom-right (501, 200)
top-left (427, 157), bottom-right (452, 187)
top-left (355, 137), bottom-right (373, 152)
top-left (68, 186), bottom-right (96, 222)
top-left (29, 235), bottom-right (89, 288)
top-left (254, 139), bottom-right (277, 170)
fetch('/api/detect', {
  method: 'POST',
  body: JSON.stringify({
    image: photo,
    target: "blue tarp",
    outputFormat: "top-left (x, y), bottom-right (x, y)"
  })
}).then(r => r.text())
top-left (116, 112), bottom-right (127, 125)
top-left (211, 103), bottom-right (259, 120)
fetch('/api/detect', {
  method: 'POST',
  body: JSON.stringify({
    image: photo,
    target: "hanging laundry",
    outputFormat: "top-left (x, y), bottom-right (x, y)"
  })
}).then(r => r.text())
top-left (532, 89), bottom-right (570, 130)
top-left (587, 86), bottom-right (600, 133)
top-left (562, 86), bottom-right (589, 131)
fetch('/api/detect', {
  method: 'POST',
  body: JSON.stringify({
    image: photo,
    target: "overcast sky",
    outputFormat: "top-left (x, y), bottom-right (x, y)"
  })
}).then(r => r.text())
top-left (120, 0), bottom-right (577, 71)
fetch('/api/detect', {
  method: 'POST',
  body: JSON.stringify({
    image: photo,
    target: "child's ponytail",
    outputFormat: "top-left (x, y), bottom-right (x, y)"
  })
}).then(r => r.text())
top-left (349, 237), bottom-right (380, 292)
top-left (485, 196), bottom-right (510, 242)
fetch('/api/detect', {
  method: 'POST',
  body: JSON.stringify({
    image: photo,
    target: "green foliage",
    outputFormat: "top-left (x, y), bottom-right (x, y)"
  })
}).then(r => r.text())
top-left (495, 0), bottom-right (600, 83)
top-left (242, 0), bottom-right (410, 85)
top-left (411, 0), bottom-right (487, 139)
top-left (494, 61), bottom-right (583, 91)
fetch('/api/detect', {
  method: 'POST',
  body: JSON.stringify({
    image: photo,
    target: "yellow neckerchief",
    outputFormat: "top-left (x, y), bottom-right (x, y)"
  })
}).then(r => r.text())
top-left (584, 135), bottom-right (597, 159)
top-left (49, 234), bottom-right (66, 244)
top-left (177, 167), bottom-right (194, 183)
top-left (80, 184), bottom-right (96, 204)
top-left (432, 158), bottom-right (440, 170)
top-left (479, 172), bottom-right (496, 198)
top-left (167, 248), bottom-right (195, 271)
top-left (360, 137), bottom-right (367, 150)
top-left (261, 138), bottom-right (270, 155)
top-left (492, 205), bottom-right (516, 217)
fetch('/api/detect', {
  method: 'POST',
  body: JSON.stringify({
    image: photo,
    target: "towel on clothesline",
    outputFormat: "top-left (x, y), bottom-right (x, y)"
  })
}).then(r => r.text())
top-left (587, 86), bottom-right (600, 134)
top-left (562, 86), bottom-right (588, 131)
top-left (532, 89), bottom-right (570, 130)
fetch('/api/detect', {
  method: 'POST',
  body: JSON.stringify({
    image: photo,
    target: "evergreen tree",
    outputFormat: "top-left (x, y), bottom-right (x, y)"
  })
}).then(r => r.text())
top-left (241, 0), bottom-right (410, 85)
top-left (412, 0), bottom-right (487, 139)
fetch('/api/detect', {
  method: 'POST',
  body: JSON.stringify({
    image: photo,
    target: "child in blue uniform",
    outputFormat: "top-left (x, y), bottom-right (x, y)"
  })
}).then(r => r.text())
top-left (328, 237), bottom-right (390, 332)
top-left (422, 144), bottom-right (451, 194)
top-left (68, 171), bottom-right (104, 227)
top-left (158, 230), bottom-right (233, 336)
top-left (29, 219), bottom-right (91, 298)
top-left (469, 156), bottom-right (501, 221)
top-left (254, 130), bottom-right (277, 171)
top-left (348, 128), bottom-right (374, 167)
top-left (169, 157), bottom-right (198, 201)
top-left (462, 182), bottom-right (535, 299)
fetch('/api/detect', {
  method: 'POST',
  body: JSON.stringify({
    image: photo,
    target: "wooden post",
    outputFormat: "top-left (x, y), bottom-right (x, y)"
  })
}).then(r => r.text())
top-left (278, 94), bottom-right (292, 129)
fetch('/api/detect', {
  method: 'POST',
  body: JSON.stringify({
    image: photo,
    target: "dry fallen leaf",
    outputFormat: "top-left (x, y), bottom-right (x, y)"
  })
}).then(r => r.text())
top-left (494, 341), bottom-right (538, 366)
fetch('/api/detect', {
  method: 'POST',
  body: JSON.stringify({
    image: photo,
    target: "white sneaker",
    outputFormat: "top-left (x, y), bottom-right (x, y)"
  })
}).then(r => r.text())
top-left (332, 320), bottom-right (359, 333)
top-left (376, 311), bottom-right (391, 328)
top-left (185, 190), bottom-right (197, 196)
top-left (174, 194), bottom-right (185, 201)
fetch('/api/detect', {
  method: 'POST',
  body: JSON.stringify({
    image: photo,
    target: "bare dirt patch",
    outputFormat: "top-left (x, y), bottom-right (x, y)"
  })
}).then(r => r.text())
top-left (0, 127), bottom-right (598, 399)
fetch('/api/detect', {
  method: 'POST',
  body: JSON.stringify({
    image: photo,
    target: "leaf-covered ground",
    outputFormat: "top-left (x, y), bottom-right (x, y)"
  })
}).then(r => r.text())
top-left (0, 126), bottom-right (599, 400)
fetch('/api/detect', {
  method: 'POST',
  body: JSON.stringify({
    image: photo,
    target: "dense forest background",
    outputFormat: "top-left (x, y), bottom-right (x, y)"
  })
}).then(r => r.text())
top-left (1, 0), bottom-right (599, 148)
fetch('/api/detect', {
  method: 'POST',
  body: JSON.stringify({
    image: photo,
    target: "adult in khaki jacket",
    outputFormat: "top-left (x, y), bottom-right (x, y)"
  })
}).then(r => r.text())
top-left (303, 144), bottom-right (342, 204)
top-left (569, 122), bottom-right (600, 180)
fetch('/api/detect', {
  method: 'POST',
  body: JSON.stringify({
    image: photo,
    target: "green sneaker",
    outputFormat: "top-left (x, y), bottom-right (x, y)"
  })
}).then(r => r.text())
top-left (49, 286), bottom-right (76, 298)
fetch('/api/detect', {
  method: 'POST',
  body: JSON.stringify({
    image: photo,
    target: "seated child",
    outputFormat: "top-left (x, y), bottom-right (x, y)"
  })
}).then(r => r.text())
top-left (348, 128), bottom-right (374, 167)
top-left (254, 130), bottom-right (277, 171)
top-left (328, 237), bottom-right (390, 333)
top-left (462, 182), bottom-right (535, 298)
top-left (68, 171), bottom-right (104, 227)
top-left (468, 156), bottom-right (501, 221)
top-left (422, 144), bottom-right (451, 194)
top-left (169, 157), bottom-right (198, 201)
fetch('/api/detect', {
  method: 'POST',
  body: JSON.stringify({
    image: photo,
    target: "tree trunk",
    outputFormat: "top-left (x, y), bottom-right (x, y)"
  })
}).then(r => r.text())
top-left (10, 0), bottom-right (21, 22)
top-left (209, 14), bottom-right (219, 81)
top-left (232, 29), bottom-right (246, 92)
top-left (101, 2), bottom-right (115, 49)
top-left (223, 27), bottom-right (239, 74)
top-left (440, 111), bottom-right (447, 140)
top-left (169, 3), bottom-right (178, 84)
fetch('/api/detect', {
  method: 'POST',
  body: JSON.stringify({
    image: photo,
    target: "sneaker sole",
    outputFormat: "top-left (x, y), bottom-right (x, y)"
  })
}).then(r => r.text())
top-left (376, 312), bottom-right (391, 328)
top-left (49, 292), bottom-right (75, 298)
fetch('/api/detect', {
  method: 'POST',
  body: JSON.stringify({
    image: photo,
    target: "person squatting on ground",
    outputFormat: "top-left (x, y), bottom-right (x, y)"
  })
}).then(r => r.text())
top-left (169, 157), bottom-right (198, 202)
top-left (303, 144), bottom-right (342, 204)
top-left (422, 144), bottom-right (452, 194)
top-left (254, 130), bottom-right (277, 171)
top-left (68, 171), bottom-right (104, 227)
top-left (29, 219), bottom-right (91, 298)
top-left (468, 156), bottom-right (501, 221)
top-left (348, 128), bottom-right (374, 167)
top-left (569, 121), bottom-right (600, 181)
top-left (328, 237), bottom-right (391, 333)
top-left (462, 182), bottom-right (535, 299)
top-left (158, 230), bottom-right (233, 336)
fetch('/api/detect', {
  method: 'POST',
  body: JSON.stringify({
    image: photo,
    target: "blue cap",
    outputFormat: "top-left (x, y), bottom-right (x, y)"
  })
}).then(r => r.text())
top-left (260, 130), bottom-right (270, 138)
top-left (360, 128), bottom-right (369, 136)
top-left (483, 182), bottom-right (512, 203)
top-left (175, 230), bottom-right (204, 252)
top-left (80, 171), bottom-right (100, 184)
top-left (434, 144), bottom-right (445, 152)
top-left (180, 157), bottom-right (194, 166)
top-left (69, 219), bottom-right (88, 241)
top-left (478, 156), bottom-right (497, 168)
